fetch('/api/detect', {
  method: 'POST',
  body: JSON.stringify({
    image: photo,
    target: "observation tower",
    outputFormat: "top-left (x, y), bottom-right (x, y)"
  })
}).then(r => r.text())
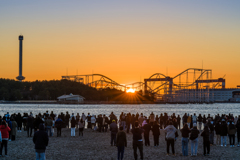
top-left (16, 35), bottom-right (25, 82)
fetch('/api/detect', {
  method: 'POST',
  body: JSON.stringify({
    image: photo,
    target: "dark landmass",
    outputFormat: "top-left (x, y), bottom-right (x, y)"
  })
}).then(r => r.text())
top-left (0, 78), bottom-right (153, 102)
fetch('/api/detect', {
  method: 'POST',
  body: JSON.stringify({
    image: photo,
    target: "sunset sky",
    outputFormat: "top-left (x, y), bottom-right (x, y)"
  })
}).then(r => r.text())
top-left (0, 1), bottom-right (240, 87)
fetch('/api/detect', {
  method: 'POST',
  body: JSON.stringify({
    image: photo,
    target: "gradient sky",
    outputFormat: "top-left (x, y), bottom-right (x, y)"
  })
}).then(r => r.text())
top-left (0, 1), bottom-right (240, 87)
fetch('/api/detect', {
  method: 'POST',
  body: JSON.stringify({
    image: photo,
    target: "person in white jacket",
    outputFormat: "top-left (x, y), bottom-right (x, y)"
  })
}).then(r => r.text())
top-left (164, 122), bottom-right (177, 156)
top-left (91, 115), bottom-right (96, 130)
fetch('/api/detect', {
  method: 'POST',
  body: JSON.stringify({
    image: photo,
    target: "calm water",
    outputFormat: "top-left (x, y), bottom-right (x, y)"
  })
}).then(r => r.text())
top-left (0, 103), bottom-right (240, 117)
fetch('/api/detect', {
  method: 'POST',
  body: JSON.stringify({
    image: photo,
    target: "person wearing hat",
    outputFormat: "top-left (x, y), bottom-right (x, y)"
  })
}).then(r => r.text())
top-left (190, 123), bottom-right (200, 156)
top-left (220, 119), bottom-right (228, 146)
top-left (110, 120), bottom-right (118, 146)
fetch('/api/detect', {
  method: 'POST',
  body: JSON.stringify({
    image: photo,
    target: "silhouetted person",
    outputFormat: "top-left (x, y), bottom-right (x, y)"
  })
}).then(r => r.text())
top-left (55, 116), bottom-right (63, 137)
top-left (201, 126), bottom-right (210, 156)
top-left (152, 121), bottom-right (160, 146)
top-left (116, 126), bottom-right (127, 160)
top-left (110, 120), bottom-right (118, 146)
top-left (164, 121), bottom-right (177, 156)
top-left (143, 120), bottom-right (151, 146)
top-left (33, 124), bottom-right (49, 160)
top-left (131, 121), bottom-right (144, 160)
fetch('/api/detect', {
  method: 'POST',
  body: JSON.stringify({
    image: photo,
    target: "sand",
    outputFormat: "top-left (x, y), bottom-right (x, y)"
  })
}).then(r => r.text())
top-left (3, 128), bottom-right (240, 160)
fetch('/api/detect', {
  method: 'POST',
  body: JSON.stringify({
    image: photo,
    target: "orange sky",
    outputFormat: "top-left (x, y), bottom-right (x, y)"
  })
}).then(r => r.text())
top-left (0, 1), bottom-right (240, 88)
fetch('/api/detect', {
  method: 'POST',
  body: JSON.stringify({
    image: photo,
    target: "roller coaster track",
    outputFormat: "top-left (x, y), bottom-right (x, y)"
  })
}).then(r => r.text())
top-left (62, 68), bottom-right (223, 94)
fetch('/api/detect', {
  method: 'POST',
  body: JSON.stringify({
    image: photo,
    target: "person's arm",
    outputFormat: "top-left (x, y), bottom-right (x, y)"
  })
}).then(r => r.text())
top-left (0, 131), bottom-right (2, 143)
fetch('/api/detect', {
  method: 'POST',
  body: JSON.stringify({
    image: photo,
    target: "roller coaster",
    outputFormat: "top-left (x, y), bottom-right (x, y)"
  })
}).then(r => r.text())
top-left (62, 68), bottom-right (226, 102)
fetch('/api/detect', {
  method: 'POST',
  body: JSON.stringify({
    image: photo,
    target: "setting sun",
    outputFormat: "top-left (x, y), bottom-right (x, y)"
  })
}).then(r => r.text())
top-left (126, 88), bottom-right (135, 93)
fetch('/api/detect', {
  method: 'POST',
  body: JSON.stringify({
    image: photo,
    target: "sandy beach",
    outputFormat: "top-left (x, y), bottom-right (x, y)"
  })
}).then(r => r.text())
top-left (2, 128), bottom-right (239, 160)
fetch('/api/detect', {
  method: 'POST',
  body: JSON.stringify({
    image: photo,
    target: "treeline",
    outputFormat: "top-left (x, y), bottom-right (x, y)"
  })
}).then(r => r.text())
top-left (0, 78), bottom-right (153, 101)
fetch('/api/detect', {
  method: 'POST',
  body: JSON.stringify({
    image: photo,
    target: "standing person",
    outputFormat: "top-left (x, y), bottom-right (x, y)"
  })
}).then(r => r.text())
top-left (215, 121), bottom-right (221, 146)
top-left (78, 119), bottom-right (84, 136)
top-left (110, 120), bottom-right (118, 146)
top-left (0, 121), bottom-right (11, 157)
top-left (131, 114), bottom-right (136, 130)
top-left (116, 126), bottom-right (127, 160)
top-left (87, 113), bottom-right (92, 129)
top-left (16, 113), bottom-right (22, 132)
top-left (220, 119), bottom-right (228, 147)
top-left (143, 120), bottom-right (151, 146)
top-left (121, 113), bottom-right (126, 130)
top-left (131, 121), bottom-right (144, 160)
top-left (75, 113), bottom-right (80, 129)
top-left (81, 113), bottom-right (86, 128)
top-left (149, 112), bottom-right (155, 126)
top-left (138, 114), bottom-right (144, 127)
top-left (152, 121), bottom-right (160, 147)
top-left (91, 115), bottom-right (96, 130)
top-left (236, 116), bottom-right (240, 147)
top-left (177, 115), bottom-right (181, 130)
top-left (102, 115), bottom-right (109, 132)
top-left (126, 114), bottom-right (131, 133)
top-left (190, 123), bottom-right (200, 156)
top-left (180, 123), bottom-right (191, 156)
top-left (192, 113), bottom-right (197, 126)
top-left (65, 112), bottom-right (70, 129)
top-left (164, 121), bottom-right (177, 156)
top-left (33, 124), bottom-right (49, 160)
top-left (55, 116), bottom-right (63, 137)
top-left (201, 126), bottom-right (210, 156)
top-left (10, 118), bottom-right (17, 141)
top-left (197, 114), bottom-right (203, 131)
top-left (228, 121), bottom-right (236, 147)
top-left (26, 114), bottom-right (34, 137)
top-left (187, 114), bottom-right (191, 128)
top-left (45, 117), bottom-right (53, 137)
top-left (207, 119), bottom-right (215, 145)
top-left (71, 117), bottom-right (76, 137)
top-left (160, 113), bottom-right (164, 129)
top-left (203, 115), bottom-right (207, 127)
top-left (6, 117), bottom-right (12, 141)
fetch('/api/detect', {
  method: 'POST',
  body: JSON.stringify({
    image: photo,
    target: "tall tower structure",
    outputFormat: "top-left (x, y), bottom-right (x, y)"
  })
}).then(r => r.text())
top-left (16, 35), bottom-right (25, 82)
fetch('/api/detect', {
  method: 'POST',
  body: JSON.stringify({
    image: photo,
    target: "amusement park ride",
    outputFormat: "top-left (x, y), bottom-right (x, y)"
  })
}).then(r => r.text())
top-left (62, 68), bottom-right (229, 102)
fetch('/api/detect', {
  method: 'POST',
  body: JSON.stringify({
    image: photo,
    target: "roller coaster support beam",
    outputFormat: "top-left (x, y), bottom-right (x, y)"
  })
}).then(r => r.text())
top-left (144, 77), bottom-right (173, 94)
top-left (195, 78), bottom-right (225, 89)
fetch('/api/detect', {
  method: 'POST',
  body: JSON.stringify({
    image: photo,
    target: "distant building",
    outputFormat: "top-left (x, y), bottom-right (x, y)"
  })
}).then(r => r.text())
top-left (57, 93), bottom-right (85, 102)
top-left (163, 88), bottom-right (240, 103)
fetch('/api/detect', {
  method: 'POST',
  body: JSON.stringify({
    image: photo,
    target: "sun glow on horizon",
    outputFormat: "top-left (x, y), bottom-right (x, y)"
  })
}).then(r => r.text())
top-left (126, 88), bottom-right (135, 93)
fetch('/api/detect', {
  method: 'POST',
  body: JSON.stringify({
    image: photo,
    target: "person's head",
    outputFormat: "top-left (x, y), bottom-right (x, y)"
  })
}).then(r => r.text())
top-left (169, 122), bottom-right (173, 125)
top-left (39, 124), bottom-right (45, 131)
top-left (183, 123), bottom-right (188, 129)
top-left (134, 121), bottom-right (139, 127)
top-left (1, 121), bottom-right (6, 127)
top-left (154, 121), bottom-right (158, 125)
top-left (120, 126), bottom-right (123, 131)
top-left (194, 113), bottom-right (196, 116)
top-left (112, 120), bottom-right (115, 123)
top-left (204, 126), bottom-right (209, 132)
top-left (80, 118), bottom-right (83, 123)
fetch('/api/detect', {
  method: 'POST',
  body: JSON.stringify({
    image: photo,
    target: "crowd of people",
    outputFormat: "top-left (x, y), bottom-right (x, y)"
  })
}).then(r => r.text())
top-left (0, 111), bottom-right (240, 160)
